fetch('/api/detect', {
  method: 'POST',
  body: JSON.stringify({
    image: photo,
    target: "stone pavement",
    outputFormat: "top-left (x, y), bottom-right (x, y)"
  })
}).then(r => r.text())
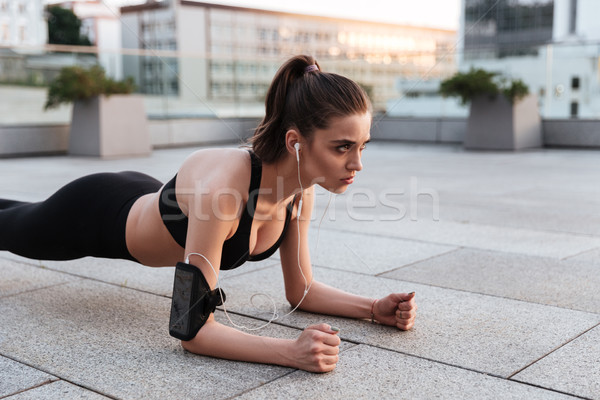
top-left (1, 142), bottom-right (599, 399)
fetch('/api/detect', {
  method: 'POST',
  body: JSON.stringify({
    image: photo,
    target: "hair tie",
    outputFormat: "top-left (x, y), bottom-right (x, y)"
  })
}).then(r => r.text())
top-left (304, 64), bottom-right (319, 73)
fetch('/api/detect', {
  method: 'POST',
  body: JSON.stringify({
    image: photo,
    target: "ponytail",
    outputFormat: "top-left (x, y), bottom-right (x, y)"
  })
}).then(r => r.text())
top-left (250, 55), bottom-right (371, 163)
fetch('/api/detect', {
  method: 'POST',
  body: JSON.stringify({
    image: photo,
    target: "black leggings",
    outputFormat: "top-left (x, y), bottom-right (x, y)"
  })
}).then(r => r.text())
top-left (0, 171), bottom-right (162, 262)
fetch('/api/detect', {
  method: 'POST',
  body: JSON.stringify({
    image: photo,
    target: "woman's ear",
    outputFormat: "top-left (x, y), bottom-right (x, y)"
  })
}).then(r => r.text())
top-left (285, 129), bottom-right (301, 157)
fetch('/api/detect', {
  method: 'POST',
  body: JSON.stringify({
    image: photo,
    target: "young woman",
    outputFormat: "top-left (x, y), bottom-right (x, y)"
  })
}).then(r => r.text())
top-left (0, 55), bottom-right (416, 373)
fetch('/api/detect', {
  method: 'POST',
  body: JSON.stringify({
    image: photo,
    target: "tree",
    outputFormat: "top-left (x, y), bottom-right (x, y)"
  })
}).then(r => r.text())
top-left (47, 6), bottom-right (92, 46)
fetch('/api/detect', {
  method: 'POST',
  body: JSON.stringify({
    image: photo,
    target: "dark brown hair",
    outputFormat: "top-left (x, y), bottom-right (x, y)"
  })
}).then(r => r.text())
top-left (250, 55), bottom-right (372, 163)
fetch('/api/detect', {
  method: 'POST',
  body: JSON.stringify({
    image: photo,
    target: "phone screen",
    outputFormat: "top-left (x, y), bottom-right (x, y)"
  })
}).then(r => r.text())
top-left (169, 267), bottom-right (195, 338)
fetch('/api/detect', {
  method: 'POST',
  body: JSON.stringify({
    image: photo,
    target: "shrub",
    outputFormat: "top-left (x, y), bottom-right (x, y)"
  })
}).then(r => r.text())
top-left (44, 65), bottom-right (135, 110)
top-left (502, 79), bottom-right (529, 104)
top-left (439, 68), bottom-right (529, 105)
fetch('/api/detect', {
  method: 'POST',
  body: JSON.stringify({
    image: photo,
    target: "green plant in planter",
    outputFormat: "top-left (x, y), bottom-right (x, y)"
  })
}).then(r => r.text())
top-left (439, 68), bottom-right (529, 105)
top-left (44, 65), bottom-right (135, 110)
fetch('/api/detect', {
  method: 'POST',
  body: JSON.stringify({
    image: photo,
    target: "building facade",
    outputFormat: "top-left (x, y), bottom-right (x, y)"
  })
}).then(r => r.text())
top-left (389, 0), bottom-right (600, 119)
top-left (459, 0), bottom-right (600, 118)
top-left (0, 0), bottom-right (47, 48)
top-left (0, 0), bottom-right (48, 85)
top-left (120, 0), bottom-right (456, 114)
top-left (462, 0), bottom-right (555, 59)
top-left (49, 0), bottom-right (124, 79)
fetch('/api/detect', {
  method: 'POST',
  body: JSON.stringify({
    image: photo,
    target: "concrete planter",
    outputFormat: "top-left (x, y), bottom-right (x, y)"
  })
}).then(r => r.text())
top-left (69, 95), bottom-right (151, 157)
top-left (465, 94), bottom-right (542, 150)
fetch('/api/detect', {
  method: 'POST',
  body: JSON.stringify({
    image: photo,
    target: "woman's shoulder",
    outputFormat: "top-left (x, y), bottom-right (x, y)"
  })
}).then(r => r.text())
top-left (178, 147), bottom-right (252, 192)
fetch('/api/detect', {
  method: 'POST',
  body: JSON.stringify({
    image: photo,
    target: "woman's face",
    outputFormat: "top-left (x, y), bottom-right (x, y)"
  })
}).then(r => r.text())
top-left (302, 112), bottom-right (372, 194)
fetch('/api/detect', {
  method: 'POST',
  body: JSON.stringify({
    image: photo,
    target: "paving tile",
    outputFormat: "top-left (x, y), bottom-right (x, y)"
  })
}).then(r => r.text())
top-left (380, 248), bottom-right (600, 313)
top-left (0, 279), bottom-right (306, 400)
top-left (6, 380), bottom-right (111, 400)
top-left (1, 253), bottom-right (279, 297)
top-left (315, 217), bottom-right (600, 260)
top-left (306, 227), bottom-right (457, 274)
top-left (219, 265), bottom-right (600, 378)
top-left (0, 257), bottom-right (80, 298)
top-left (430, 192), bottom-right (600, 237)
top-left (513, 325), bottom-right (600, 399)
top-left (0, 356), bottom-right (56, 397)
top-left (44, 257), bottom-right (177, 296)
top-left (237, 345), bottom-right (574, 400)
top-left (566, 247), bottom-right (600, 265)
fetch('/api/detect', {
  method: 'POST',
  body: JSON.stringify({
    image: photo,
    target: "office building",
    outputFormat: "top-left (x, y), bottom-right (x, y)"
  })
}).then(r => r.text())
top-left (462, 0), bottom-right (555, 59)
top-left (120, 0), bottom-right (456, 113)
top-left (389, 0), bottom-right (600, 118)
top-left (460, 0), bottom-right (600, 118)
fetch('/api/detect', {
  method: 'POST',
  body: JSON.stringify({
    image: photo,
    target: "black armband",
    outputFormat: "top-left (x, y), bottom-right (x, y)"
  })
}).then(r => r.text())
top-left (169, 262), bottom-right (225, 341)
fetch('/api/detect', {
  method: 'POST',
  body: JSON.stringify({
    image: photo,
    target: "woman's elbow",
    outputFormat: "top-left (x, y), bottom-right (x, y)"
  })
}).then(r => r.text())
top-left (180, 332), bottom-right (204, 353)
top-left (179, 318), bottom-right (213, 353)
top-left (180, 338), bottom-right (194, 352)
top-left (286, 290), bottom-right (306, 309)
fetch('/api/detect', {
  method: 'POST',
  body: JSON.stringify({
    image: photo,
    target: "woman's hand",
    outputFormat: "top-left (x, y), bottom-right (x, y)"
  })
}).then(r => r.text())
top-left (289, 323), bottom-right (340, 373)
top-left (373, 292), bottom-right (417, 330)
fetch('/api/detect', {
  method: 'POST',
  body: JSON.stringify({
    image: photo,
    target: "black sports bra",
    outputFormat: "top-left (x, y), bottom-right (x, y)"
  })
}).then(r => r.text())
top-left (158, 150), bottom-right (296, 270)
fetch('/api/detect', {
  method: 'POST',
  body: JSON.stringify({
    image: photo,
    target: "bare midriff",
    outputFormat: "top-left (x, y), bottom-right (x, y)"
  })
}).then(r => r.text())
top-left (125, 192), bottom-right (184, 267)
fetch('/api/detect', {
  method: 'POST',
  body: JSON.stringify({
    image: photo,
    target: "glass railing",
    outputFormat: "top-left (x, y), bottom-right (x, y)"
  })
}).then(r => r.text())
top-left (388, 41), bottom-right (600, 119)
top-left (0, 43), bottom-right (456, 124)
top-left (1, 40), bottom-right (599, 125)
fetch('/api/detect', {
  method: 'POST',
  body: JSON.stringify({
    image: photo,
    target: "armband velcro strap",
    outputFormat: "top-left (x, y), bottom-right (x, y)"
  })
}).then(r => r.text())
top-left (169, 262), bottom-right (226, 341)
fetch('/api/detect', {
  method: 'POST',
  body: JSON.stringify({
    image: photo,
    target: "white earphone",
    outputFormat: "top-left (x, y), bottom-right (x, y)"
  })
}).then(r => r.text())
top-left (294, 142), bottom-right (303, 217)
top-left (294, 142), bottom-right (300, 161)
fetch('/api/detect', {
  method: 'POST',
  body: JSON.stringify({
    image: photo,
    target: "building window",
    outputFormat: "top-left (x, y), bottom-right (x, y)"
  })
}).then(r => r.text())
top-left (1, 24), bottom-right (9, 42)
top-left (169, 80), bottom-right (178, 94)
top-left (569, 0), bottom-right (577, 34)
top-left (464, 0), bottom-right (554, 59)
top-left (570, 101), bottom-right (579, 118)
top-left (571, 76), bottom-right (580, 90)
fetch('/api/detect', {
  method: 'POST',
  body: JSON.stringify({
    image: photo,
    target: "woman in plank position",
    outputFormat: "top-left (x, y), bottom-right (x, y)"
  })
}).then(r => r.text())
top-left (0, 55), bottom-right (416, 372)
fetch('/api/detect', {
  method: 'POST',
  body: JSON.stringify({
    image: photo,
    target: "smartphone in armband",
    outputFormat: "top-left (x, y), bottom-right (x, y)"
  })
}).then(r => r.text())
top-left (169, 262), bottom-right (224, 341)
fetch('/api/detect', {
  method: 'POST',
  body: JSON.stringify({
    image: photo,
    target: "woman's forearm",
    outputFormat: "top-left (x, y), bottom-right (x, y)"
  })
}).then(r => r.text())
top-left (295, 281), bottom-right (418, 330)
top-left (181, 318), bottom-right (296, 367)
top-left (181, 317), bottom-right (341, 373)
top-left (297, 281), bottom-right (373, 320)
